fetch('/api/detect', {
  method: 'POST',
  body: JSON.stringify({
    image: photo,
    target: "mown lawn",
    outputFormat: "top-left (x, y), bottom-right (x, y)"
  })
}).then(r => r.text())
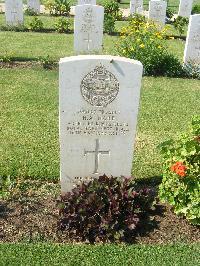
top-left (0, 243), bottom-right (199, 266)
top-left (1, 67), bottom-right (199, 180)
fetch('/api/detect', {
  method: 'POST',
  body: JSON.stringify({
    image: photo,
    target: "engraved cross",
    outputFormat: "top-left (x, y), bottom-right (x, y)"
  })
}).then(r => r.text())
top-left (11, 8), bottom-right (18, 23)
top-left (84, 139), bottom-right (110, 174)
top-left (83, 33), bottom-right (92, 51)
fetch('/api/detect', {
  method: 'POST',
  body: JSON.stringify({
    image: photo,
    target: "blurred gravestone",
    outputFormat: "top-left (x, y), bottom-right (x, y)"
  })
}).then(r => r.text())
top-left (130, 0), bottom-right (143, 15)
top-left (148, 0), bottom-right (167, 25)
top-left (184, 14), bottom-right (200, 64)
top-left (78, 0), bottom-right (96, 4)
top-left (5, 0), bottom-right (23, 26)
top-left (74, 5), bottom-right (104, 53)
top-left (178, 0), bottom-right (193, 18)
top-left (27, 0), bottom-right (40, 14)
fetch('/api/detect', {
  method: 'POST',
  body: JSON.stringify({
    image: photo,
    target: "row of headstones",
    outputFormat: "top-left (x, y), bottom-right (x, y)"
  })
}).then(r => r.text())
top-left (4, 0), bottom-right (200, 64)
top-left (131, 0), bottom-right (194, 19)
top-left (74, 2), bottom-right (200, 65)
top-left (5, 0), bottom-right (194, 27)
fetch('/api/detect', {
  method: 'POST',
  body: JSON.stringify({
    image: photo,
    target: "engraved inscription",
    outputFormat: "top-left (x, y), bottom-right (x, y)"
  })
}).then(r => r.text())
top-left (80, 65), bottom-right (120, 107)
top-left (65, 108), bottom-right (130, 136)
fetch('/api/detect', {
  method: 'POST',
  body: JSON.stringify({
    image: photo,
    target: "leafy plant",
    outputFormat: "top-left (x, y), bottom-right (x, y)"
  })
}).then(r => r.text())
top-left (159, 116), bottom-right (200, 225)
top-left (173, 16), bottom-right (189, 36)
top-left (183, 62), bottom-right (200, 80)
top-left (58, 175), bottom-right (154, 243)
top-left (104, 14), bottom-right (116, 34)
top-left (0, 176), bottom-right (15, 199)
top-left (28, 17), bottom-right (44, 31)
top-left (103, 0), bottom-right (122, 21)
top-left (166, 7), bottom-right (174, 19)
top-left (44, 0), bottom-right (71, 16)
top-left (54, 17), bottom-right (71, 33)
top-left (117, 15), bottom-right (183, 77)
top-left (192, 4), bottom-right (200, 14)
top-left (38, 55), bottom-right (56, 69)
top-left (25, 7), bottom-right (39, 16)
top-left (0, 53), bottom-right (12, 63)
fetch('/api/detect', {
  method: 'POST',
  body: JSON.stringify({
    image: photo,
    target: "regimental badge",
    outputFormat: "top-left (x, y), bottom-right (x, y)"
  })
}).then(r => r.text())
top-left (80, 65), bottom-right (120, 107)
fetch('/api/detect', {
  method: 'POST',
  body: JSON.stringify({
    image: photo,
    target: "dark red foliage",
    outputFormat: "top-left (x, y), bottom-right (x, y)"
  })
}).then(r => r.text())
top-left (58, 175), bottom-right (154, 243)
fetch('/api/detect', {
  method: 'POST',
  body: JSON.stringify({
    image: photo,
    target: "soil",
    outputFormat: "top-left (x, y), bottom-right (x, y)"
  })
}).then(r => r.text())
top-left (0, 179), bottom-right (199, 244)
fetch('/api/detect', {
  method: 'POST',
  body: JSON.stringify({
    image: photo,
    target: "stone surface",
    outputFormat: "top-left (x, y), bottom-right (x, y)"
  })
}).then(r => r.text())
top-left (27, 0), bottom-right (40, 14)
top-left (130, 0), bottom-right (143, 15)
top-left (148, 0), bottom-right (167, 25)
top-left (5, 0), bottom-right (23, 26)
top-left (184, 14), bottom-right (200, 64)
top-left (59, 55), bottom-right (143, 193)
top-left (178, 0), bottom-right (193, 18)
top-left (78, 0), bottom-right (96, 4)
top-left (74, 5), bottom-right (104, 53)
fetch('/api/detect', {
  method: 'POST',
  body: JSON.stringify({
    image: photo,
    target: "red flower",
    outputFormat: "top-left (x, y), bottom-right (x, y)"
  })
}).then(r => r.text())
top-left (170, 161), bottom-right (187, 177)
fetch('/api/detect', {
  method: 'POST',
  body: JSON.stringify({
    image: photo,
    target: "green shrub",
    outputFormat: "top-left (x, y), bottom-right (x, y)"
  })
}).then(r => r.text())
top-left (59, 175), bottom-right (154, 243)
top-left (44, 0), bottom-right (70, 16)
top-left (159, 116), bottom-right (200, 225)
top-left (104, 14), bottom-right (116, 34)
top-left (192, 4), bottom-right (200, 14)
top-left (54, 17), bottom-right (71, 33)
top-left (183, 62), bottom-right (200, 80)
top-left (166, 7), bottom-right (174, 19)
top-left (28, 17), bottom-right (44, 31)
top-left (25, 7), bottom-right (38, 16)
top-left (38, 55), bottom-right (56, 69)
top-left (173, 16), bottom-right (189, 36)
top-left (117, 15), bottom-right (183, 77)
top-left (103, 0), bottom-right (122, 20)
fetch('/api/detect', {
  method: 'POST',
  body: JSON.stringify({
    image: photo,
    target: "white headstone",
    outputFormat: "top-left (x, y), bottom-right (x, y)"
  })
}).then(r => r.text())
top-left (148, 0), bottom-right (167, 25)
top-left (184, 14), bottom-right (200, 64)
top-left (78, 0), bottom-right (96, 4)
top-left (59, 55), bottom-right (143, 194)
top-left (5, 0), bottom-right (23, 26)
top-left (27, 0), bottom-right (40, 14)
top-left (130, 0), bottom-right (143, 15)
top-left (74, 5), bottom-right (104, 53)
top-left (178, 0), bottom-right (193, 18)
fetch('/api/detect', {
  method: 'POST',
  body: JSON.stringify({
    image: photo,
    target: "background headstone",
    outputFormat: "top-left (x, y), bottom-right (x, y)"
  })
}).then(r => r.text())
top-left (59, 55), bottom-right (143, 194)
top-left (74, 5), bottom-right (104, 53)
top-left (178, 0), bottom-right (193, 18)
top-left (148, 0), bottom-right (167, 25)
top-left (184, 14), bottom-right (200, 64)
top-left (130, 0), bottom-right (143, 15)
top-left (27, 0), bottom-right (40, 14)
top-left (78, 0), bottom-right (96, 4)
top-left (5, 0), bottom-right (23, 26)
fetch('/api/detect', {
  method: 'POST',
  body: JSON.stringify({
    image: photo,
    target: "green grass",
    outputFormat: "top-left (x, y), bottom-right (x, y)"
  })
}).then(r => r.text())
top-left (0, 243), bottom-right (199, 266)
top-left (1, 68), bottom-right (200, 180)
top-left (0, 30), bottom-right (185, 62)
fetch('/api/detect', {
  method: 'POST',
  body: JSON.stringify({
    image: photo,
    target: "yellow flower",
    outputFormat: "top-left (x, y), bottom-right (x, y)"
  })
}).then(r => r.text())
top-left (158, 45), bottom-right (162, 49)
top-left (139, 44), bottom-right (145, 48)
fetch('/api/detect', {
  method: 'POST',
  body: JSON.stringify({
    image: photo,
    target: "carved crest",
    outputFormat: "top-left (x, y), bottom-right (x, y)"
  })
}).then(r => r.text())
top-left (80, 65), bottom-right (120, 107)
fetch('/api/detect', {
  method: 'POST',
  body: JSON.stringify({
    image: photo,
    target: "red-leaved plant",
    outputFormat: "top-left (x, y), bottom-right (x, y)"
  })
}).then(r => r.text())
top-left (58, 175), bottom-right (154, 243)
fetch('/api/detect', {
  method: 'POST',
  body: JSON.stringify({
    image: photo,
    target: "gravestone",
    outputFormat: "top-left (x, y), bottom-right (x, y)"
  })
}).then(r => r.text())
top-left (78, 0), bottom-right (96, 4)
top-left (59, 55), bottom-right (143, 194)
top-left (178, 0), bottom-right (193, 18)
top-left (148, 0), bottom-right (167, 25)
top-left (27, 0), bottom-right (40, 14)
top-left (130, 0), bottom-right (143, 15)
top-left (184, 14), bottom-right (200, 64)
top-left (5, 0), bottom-right (23, 26)
top-left (74, 5), bottom-right (104, 53)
